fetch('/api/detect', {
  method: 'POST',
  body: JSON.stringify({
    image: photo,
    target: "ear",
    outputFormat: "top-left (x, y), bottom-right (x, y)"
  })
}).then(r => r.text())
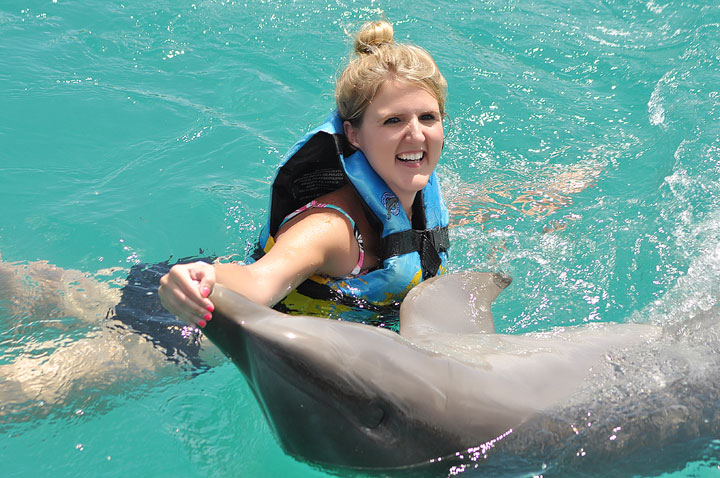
top-left (343, 120), bottom-right (361, 149)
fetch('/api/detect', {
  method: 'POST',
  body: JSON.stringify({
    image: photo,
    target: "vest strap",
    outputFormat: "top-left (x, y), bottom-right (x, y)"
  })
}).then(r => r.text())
top-left (380, 227), bottom-right (450, 279)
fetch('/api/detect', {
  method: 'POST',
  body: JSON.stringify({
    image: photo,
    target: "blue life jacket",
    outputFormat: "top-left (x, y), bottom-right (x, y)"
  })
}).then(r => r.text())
top-left (253, 111), bottom-right (450, 316)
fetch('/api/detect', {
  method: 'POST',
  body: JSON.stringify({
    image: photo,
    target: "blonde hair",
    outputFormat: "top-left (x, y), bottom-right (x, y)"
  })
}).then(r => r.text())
top-left (336, 20), bottom-right (448, 125)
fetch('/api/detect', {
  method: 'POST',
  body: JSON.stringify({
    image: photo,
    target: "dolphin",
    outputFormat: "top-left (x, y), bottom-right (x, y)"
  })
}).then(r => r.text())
top-left (203, 272), bottom-right (720, 475)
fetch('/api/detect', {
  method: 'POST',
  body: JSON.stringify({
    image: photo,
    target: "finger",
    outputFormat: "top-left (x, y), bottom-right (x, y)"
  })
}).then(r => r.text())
top-left (168, 280), bottom-right (209, 318)
top-left (198, 279), bottom-right (215, 316)
top-left (162, 287), bottom-right (211, 327)
top-left (191, 262), bottom-right (216, 315)
top-left (176, 273), bottom-right (206, 305)
top-left (158, 281), bottom-right (198, 320)
top-left (159, 271), bottom-right (210, 324)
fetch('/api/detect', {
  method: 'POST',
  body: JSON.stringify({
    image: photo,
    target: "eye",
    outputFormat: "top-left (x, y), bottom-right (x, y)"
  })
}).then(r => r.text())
top-left (420, 113), bottom-right (440, 122)
top-left (383, 117), bottom-right (401, 125)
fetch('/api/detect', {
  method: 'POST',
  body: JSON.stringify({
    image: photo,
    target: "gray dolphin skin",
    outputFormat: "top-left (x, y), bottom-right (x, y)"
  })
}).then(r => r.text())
top-left (203, 272), bottom-right (720, 476)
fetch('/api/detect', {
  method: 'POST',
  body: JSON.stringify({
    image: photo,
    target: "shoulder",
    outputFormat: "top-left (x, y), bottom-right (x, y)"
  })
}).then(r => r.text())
top-left (317, 185), bottom-right (381, 271)
top-left (314, 185), bottom-right (366, 229)
top-left (273, 196), bottom-right (361, 277)
top-left (277, 186), bottom-right (362, 238)
top-left (276, 200), bottom-right (355, 242)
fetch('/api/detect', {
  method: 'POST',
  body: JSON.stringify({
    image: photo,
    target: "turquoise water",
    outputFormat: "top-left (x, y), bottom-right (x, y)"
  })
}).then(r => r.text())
top-left (1, 0), bottom-right (719, 476)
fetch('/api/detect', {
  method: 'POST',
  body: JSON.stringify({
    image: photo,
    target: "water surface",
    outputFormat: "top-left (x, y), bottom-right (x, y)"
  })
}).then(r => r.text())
top-left (1, 0), bottom-right (719, 476)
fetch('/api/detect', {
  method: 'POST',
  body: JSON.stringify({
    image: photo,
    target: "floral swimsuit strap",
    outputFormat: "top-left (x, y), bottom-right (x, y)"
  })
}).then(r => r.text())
top-left (279, 200), bottom-right (365, 277)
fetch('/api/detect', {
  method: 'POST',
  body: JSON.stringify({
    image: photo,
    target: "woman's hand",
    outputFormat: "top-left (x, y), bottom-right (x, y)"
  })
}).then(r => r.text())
top-left (159, 261), bottom-right (216, 328)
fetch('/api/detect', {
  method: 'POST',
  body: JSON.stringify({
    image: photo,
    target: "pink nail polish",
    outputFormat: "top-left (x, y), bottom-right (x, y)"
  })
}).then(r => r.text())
top-left (201, 287), bottom-right (211, 298)
top-left (206, 304), bottom-right (214, 313)
top-left (203, 313), bottom-right (212, 321)
top-left (198, 319), bottom-right (207, 328)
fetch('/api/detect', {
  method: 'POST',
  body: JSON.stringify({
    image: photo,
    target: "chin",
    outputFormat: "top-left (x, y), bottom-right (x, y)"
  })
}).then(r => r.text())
top-left (400, 178), bottom-right (431, 195)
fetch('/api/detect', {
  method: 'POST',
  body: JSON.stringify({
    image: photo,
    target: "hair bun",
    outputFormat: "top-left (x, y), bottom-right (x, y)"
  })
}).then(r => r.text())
top-left (354, 20), bottom-right (394, 55)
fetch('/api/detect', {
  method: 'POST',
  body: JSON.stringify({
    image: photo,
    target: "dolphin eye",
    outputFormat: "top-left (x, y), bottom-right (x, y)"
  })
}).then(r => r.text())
top-left (360, 401), bottom-right (386, 429)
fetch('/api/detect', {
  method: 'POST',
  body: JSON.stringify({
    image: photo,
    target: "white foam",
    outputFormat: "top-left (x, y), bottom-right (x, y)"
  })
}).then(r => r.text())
top-left (648, 70), bottom-right (678, 127)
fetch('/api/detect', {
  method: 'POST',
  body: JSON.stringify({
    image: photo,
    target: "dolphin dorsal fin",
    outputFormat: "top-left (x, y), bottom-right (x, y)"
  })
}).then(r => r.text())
top-left (399, 272), bottom-right (511, 340)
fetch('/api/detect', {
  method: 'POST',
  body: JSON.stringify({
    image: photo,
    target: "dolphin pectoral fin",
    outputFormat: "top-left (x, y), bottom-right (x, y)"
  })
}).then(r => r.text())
top-left (399, 271), bottom-right (511, 338)
top-left (203, 284), bottom-right (287, 375)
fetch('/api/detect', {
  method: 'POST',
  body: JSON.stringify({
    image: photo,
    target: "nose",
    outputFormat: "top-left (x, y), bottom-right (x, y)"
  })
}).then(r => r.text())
top-left (405, 117), bottom-right (425, 141)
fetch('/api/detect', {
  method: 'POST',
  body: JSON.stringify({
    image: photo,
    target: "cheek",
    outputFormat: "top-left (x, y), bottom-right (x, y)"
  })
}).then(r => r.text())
top-left (430, 129), bottom-right (445, 152)
top-left (366, 134), bottom-right (397, 159)
top-left (359, 130), bottom-right (386, 154)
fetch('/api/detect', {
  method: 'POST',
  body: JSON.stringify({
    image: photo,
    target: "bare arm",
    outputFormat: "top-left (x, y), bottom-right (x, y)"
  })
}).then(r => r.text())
top-left (159, 208), bottom-right (361, 327)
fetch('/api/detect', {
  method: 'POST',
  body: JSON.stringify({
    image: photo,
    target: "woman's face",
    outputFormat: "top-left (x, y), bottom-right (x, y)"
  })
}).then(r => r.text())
top-left (344, 80), bottom-right (444, 202)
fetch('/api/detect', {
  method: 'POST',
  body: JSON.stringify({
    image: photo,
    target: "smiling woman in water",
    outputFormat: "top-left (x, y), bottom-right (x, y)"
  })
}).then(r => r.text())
top-left (159, 19), bottom-right (452, 326)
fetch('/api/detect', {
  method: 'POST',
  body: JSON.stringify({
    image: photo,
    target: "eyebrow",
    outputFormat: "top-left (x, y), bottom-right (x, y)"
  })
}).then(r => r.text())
top-left (377, 108), bottom-right (441, 118)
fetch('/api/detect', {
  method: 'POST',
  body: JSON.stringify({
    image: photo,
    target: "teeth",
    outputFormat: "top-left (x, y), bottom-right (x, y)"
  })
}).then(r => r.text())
top-left (397, 152), bottom-right (424, 162)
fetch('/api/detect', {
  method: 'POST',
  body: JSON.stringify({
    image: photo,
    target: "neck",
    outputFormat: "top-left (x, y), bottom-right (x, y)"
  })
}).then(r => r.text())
top-left (399, 192), bottom-right (417, 220)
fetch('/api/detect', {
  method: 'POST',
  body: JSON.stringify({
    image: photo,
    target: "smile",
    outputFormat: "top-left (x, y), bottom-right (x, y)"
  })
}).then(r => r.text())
top-left (396, 152), bottom-right (425, 163)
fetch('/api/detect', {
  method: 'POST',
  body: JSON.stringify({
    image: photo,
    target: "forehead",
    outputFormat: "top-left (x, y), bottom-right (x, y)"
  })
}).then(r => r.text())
top-left (367, 80), bottom-right (440, 115)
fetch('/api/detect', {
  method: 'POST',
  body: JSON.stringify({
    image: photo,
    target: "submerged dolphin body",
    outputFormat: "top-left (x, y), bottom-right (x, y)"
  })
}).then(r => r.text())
top-left (203, 273), bottom-right (720, 475)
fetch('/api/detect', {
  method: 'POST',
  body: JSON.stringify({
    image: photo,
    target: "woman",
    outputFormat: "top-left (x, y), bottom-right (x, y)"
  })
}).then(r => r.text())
top-left (0, 19), bottom-right (449, 416)
top-left (160, 20), bottom-right (451, 326)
